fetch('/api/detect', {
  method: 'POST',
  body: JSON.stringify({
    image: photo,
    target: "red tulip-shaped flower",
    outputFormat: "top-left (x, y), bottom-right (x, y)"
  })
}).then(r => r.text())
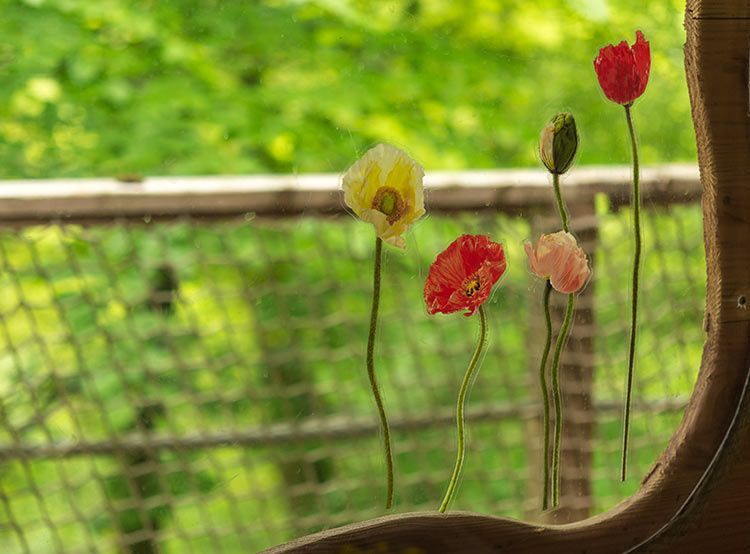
top-left (424, 234), bottom-right (507, 317)
top-left (594, 30), bottom-right (650, 481)
top-left (593, 30), bottom-right (651, 106)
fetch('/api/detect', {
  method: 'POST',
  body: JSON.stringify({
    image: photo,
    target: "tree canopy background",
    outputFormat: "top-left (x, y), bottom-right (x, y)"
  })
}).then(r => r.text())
top-left (1, 0), bottom-right (692, 179)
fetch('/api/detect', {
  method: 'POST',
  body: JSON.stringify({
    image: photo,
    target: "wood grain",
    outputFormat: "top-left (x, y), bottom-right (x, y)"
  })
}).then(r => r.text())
top-left (264, 2), bottom-right (750, 553)
top-left (686, 0), bottom-right (750, 20)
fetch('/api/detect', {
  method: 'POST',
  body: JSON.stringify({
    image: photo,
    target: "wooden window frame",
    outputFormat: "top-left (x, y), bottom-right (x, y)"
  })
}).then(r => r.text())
top-left (268, 2), bottom-right (750, 552)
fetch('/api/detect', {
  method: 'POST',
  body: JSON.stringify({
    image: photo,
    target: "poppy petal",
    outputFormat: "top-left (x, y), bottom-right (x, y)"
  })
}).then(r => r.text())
top-left (594, 31), bottom-right (651, 105)
top-left (424, 234), bottom-right (507, 316)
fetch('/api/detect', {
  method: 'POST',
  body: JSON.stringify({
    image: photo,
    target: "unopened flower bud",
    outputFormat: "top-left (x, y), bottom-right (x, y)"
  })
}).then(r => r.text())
top-left (539, 113), bottom-right (578, 175)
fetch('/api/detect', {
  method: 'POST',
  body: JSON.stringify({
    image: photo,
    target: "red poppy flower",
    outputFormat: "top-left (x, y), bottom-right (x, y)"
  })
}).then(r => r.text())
top-left (594, 30), bottom-right (651, 106)
top-left (424, 234), bottom-right (507, 316)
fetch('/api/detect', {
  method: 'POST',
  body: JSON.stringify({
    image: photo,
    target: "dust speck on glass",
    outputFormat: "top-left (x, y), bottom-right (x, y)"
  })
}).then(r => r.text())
top-left (0, 1), bottom-right (703, 552)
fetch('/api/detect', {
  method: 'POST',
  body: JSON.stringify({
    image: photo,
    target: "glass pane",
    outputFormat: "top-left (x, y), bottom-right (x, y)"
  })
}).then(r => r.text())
top-left (0, 1), bottom-right (701, 552)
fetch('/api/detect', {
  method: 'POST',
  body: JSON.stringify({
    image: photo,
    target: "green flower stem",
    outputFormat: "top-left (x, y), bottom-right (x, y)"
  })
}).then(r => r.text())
top-left (549, 167), bottom-right (573, 507)
top-left (621, 104), bottom-right (642, 482)
top-left (552, 173), bottom-right (571, 233)
top-left (366, 236), bottom-right (394, 509)
top-left (438, 304), bottom-right (488, 513)
top-left (551, 293), bottom-right (575, 507)
top-left (539, 280), bottom-right (554, 510)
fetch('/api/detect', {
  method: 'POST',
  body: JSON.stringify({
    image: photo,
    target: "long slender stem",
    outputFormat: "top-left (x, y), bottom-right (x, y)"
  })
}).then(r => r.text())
top-left (551, 293), bottom-right (575, 507)
top-left (552, 173), bottom-right (571, 233)
top-left (621, 104), bottom-right (641, 482)
top-left (539, 280), bottom-right (554, 510)
top-left (438, 304), bottom-right (488, 513)
top-left (550, 169), bottom-right (573, 507)
top-left (366, 236), bottom-right (394, 509)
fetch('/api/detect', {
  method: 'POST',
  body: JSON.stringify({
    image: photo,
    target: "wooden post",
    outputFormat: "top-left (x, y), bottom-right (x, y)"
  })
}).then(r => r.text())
top-left (554, 200), bottom-right (597, 523)
top-left (251, 252), bottom-right (334, 536)
top-left (115, 264), bottom-right (175, 554)
top-left (120, 403), bottom-right (165, 554)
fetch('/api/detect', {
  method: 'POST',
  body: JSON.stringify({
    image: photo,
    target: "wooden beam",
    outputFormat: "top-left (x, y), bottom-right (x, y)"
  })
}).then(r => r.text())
top-left (0, 165), bottom-right (698, 225)
top-left (0, 398), bottom-right (684, 460)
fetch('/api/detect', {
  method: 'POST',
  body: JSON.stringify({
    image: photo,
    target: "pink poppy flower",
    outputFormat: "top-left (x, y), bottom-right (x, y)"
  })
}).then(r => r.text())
top-left (524, 231), bottom-right (590, 294)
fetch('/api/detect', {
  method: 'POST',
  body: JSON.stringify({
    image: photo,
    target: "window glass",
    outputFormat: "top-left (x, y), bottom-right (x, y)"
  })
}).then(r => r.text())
top-left (0, 1), bottom-right (701, 552)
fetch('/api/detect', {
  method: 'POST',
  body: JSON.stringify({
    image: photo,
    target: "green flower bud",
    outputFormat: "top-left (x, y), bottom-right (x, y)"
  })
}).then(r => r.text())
top-left (539, 112), bottom-right (578, 175)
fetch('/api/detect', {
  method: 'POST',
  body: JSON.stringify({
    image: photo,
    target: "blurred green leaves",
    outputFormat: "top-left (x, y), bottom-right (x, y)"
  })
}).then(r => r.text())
top-left (0, 0), bottom-right (693, 179)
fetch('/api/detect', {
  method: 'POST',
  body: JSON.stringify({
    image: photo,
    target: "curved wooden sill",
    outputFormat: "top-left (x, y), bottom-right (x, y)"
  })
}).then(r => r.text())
top-left (267, 2), bottom-right (750, 552)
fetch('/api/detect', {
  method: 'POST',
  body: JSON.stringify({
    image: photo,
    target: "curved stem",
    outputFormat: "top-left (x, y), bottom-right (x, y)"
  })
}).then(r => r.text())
top-left (539, 280), bottom-right (554, 510)
top-left (552, 173), bottom-right (571, 234)
top-left (366, 236), bottom-right (394, 509)
top-left (621, 104), bottom-right (641, 482)
top-left (551, 293), bottom-right (575, 507)
top-left (438, 304), bottom-right (488, 513)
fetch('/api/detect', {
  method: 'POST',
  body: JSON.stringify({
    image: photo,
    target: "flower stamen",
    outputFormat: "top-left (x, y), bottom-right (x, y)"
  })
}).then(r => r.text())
top-left (424, 234), bottom-right (506, 317)
top-left (465, 278), bottom-right (481, 297)
top-left (371, 186), bottom-right (406, 224)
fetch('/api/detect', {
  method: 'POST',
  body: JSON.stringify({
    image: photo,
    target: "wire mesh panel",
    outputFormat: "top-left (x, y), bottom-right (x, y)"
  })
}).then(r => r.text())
top-left (0, 195), bottom-right (703, 552)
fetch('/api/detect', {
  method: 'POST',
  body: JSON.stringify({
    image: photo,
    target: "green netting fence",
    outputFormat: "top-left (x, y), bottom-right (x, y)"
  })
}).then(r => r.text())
top-left (0, 168), bottom-right (704, 553)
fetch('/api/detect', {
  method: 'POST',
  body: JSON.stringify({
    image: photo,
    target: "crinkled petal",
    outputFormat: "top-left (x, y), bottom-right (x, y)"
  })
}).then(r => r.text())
top-left (424, 238), bottom-right (469, 314)
top-left (384, 235), bottom-right (406, 249)
top-left (424, 234), bottom-right (507, 316)
top-left (524, 240), bottom-right (544, 278)
top-left (632, 30), bottom-right (651, 98)
top-left (341, 143), bottom-right (425, 247)
top-left (525, 231), bottom-right (590, 293)
top-left (594, 31), bottom-right (650, 105)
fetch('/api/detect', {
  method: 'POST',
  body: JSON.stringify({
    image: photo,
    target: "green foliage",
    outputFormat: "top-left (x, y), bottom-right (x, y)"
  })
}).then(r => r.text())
top-left (0, 0), bottom-right (692, 178)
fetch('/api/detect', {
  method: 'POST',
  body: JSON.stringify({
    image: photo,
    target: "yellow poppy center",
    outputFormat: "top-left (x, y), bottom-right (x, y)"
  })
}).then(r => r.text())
top-left (371, 186), bottom-right (405, 224)
top-left (381, 193), bottom-right (396, 215)
top-left (465, 278), bottom-right (481, 297)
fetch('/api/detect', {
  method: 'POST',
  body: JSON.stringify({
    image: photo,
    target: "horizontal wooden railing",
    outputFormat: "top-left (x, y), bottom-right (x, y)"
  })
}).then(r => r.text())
top-left (0, 164), bottom-right (699, 224)
top-left (0, 397), bottom-right (688, 460)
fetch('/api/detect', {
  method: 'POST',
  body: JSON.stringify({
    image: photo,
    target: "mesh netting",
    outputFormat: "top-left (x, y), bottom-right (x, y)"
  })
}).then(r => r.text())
top-left (0, 197), bottom-right (703, 552)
